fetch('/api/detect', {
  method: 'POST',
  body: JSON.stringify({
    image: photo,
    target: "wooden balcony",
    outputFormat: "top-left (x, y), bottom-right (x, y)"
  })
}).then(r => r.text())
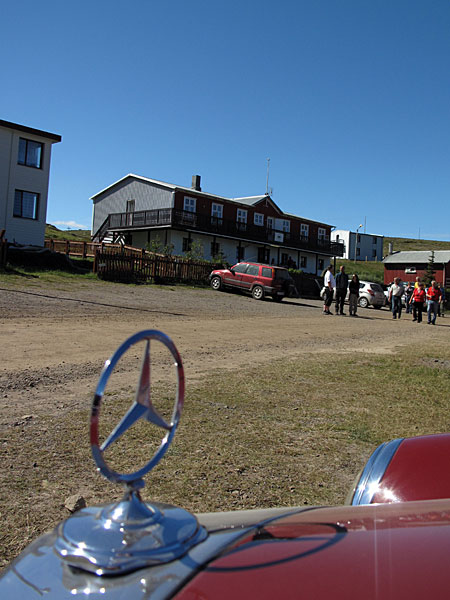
top-left (98, 209), bottom-right (344, 256)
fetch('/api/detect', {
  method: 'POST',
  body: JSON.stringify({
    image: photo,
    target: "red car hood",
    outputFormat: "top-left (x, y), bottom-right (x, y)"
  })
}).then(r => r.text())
top-left (175, 499), bottom-right (450, 600)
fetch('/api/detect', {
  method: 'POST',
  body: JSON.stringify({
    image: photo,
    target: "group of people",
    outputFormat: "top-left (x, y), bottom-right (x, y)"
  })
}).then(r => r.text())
top-left (388, 277), bottom-right (444, 325)
top-left (322, 265), bottom-right (360, 316)
top-left (322, 265), bottom-right (445, 325)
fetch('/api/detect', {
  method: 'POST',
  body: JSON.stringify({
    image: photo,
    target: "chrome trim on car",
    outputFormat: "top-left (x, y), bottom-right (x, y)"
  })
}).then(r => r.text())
top-left (351, 438), bottom-right (404, 505)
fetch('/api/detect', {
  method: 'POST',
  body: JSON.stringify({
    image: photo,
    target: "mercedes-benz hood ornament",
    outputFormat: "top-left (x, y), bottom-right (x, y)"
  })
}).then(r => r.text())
top-left (54, 330), bottom-right (206, 575)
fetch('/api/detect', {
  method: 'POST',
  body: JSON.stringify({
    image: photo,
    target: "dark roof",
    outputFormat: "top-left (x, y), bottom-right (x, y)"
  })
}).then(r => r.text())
top-left (0, 119), bottom-right (61, 143)
top-left (91, 173), bottom-right (334, 228)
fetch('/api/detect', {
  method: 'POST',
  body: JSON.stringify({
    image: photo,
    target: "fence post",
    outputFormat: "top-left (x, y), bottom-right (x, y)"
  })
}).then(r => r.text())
top-left (82, 242), bottom-right (86, 259)
top-left (65, 240), bottom-right (70, 255)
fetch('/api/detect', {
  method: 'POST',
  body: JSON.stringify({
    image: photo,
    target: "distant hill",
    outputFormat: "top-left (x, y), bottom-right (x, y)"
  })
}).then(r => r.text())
top-left (46, 224), bottom-right (91, 242)
top-left (384, 236), bottom-right (450, 255)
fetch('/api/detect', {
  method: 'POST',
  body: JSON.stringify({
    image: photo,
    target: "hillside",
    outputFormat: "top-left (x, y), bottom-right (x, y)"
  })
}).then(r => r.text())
top-left (45, 224), bottom-right (91, 242)
top-left (383, 236), bottom-right (450, 255)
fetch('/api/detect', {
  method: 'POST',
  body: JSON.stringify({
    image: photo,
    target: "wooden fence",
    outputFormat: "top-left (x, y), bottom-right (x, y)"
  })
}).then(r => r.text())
top-left (45, 239), bottom-right (105, 258)
top-left (95, 250), bottom-right (221, 284)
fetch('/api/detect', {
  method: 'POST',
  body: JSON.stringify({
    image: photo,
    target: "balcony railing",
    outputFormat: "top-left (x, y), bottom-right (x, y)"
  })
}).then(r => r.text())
top-left (101, 209), bottom-right (344, 256)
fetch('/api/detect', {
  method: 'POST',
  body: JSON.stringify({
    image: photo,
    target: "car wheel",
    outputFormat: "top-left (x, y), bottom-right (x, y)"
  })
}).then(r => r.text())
top-left (358, 297), bottom-right (369, 308)
top-left (252, 285), bottom-right (264, 300)
top-left (210, 276), bottom-right (222, 291)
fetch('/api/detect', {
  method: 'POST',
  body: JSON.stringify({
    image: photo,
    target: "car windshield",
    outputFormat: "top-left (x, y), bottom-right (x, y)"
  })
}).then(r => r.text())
top-left (370, 283), bottom-right (383, 292)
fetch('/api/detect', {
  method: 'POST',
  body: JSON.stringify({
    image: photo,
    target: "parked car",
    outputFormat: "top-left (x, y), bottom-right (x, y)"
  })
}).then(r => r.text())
top-left (209, 262), bottom-right (296, 301)
top-left (346, 280), bottom-right (385, 309)
top-left (2, 330), bottom-right (450, 600)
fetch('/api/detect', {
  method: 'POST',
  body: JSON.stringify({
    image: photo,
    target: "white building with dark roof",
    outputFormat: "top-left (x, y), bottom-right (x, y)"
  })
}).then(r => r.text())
top-left (0, 119), bottom-right (61, 246)
top-left (91, 174), bottom-right (344, 274)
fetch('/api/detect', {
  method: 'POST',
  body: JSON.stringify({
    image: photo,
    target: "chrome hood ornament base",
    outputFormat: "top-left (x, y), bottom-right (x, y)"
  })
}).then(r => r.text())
top-left (55, 330), bottom-right (206, 575)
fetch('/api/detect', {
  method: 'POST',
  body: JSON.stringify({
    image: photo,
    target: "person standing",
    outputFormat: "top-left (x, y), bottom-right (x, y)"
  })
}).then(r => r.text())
top-left (348, 273), bottom-right (360, 316)
top-left (335, 265), bottom-right (349, 315)
top-left (404, 282), bottom-right (414, 314)
top-left (426, 280), bottom-right (441, 325)
top-left (389, 277), bottom-right (405, 319)
top-left (411, 282), bottom-right (426, 323)
top-left (323, 265), bottom-right (335, 315)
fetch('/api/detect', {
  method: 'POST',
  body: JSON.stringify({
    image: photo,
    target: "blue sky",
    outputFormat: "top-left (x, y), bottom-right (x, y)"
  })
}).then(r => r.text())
top-left (1, 0), bottom-right (449, 240)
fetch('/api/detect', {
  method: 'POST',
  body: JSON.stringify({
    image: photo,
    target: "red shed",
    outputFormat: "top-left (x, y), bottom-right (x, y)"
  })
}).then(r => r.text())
top-left (383, 250), bottom-right (450, 287)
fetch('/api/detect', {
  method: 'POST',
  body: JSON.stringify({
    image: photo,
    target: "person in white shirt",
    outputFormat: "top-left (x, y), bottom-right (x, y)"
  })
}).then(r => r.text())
top-left (323, 265), bottom-right (335, 315)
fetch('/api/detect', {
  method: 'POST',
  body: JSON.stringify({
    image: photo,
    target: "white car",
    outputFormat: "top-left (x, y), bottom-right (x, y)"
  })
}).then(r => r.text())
top-left (347, 280), bottom-right (385, 309)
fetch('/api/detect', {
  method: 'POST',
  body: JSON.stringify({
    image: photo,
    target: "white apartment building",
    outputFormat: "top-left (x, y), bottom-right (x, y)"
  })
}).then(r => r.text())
top-left (0, 119), bottom-right (61, 246)
top-left (331, 229), bottom-right (384, 262)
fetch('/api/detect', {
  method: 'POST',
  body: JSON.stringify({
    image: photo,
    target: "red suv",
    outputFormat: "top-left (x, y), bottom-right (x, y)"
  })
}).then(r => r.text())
top-left (209, 262), bottom-right (296, 301)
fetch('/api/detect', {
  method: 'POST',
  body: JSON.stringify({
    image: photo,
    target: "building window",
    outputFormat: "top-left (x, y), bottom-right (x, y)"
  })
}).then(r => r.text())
top-left (126, 200), bottom-right (135, 212)
top-left (372, 236), bottom-right (377, 245)
top-left (18, 138), bottom-right (43, 169)
top-left (236, 246), bottom-right (245, 261)
top-left (211, 203), bottom-right (223, 224)
top-left (236, 209), bottom-right (247, 231)
top-left (236, 208), bottom-right (247, 223)
top-left (357, 233), bottom-right (361, 242)
top-left (211, 241), bottom-right (220, 256)
top-left (301, 223), bottom-right (309, 239)
top-left (184, 197), bottom-right (196, 212)
top-left (182, 238), bottom-right (192, 252)
top-left (281, 252), bottom-right (288, 265)
top-left (281, 219), bottom-right (290, 233)
top-left (318, 227), bottom-right (326, 240)
top-left (267, 217), bottom-right (274, 230)
top-left (254, 213), bottom-right (264, 226)
top-left (318, 259), bottom-right (324, 271)
top-left (300, 256), bottom-right (307, 268)
top-left (14, 190), bottom-right (39, 219)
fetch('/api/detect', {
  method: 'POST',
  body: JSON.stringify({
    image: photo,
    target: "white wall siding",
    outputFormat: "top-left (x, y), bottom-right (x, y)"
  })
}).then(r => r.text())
top-left (92, 179), bottom-right (174, 234)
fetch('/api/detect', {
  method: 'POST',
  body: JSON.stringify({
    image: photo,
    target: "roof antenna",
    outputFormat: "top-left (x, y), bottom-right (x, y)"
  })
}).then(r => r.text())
top-left (266, 158), bottom-right (270, 195)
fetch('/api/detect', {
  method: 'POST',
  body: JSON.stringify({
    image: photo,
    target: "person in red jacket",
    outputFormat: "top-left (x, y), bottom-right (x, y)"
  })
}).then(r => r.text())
top-left (410, 282), bottom-right (426, 323)
top-left (426, 280), bottom-right (442, 325)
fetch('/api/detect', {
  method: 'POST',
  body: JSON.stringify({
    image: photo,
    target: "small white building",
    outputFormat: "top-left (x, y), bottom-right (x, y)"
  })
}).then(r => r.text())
top-left (0, 119), bottom-right (61, 246)
top-left (331, 229), bottom-right (384, 262)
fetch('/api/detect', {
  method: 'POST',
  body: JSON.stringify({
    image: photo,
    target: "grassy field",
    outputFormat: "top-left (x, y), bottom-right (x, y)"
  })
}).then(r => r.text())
top-left (2, 339), bottom-right (449, 567)
top-left (384, 236), bottom-right (450, 255)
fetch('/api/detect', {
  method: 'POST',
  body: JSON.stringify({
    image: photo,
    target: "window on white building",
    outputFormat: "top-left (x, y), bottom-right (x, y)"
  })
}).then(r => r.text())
top-left (14, 190), bottom-right (39, 219)
top-left (18, 138), bottom-right (43, 169)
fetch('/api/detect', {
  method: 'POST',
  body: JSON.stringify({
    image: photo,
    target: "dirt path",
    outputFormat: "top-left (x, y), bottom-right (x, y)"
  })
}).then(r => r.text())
top-left (1, 278), bottom-right (448, 425)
